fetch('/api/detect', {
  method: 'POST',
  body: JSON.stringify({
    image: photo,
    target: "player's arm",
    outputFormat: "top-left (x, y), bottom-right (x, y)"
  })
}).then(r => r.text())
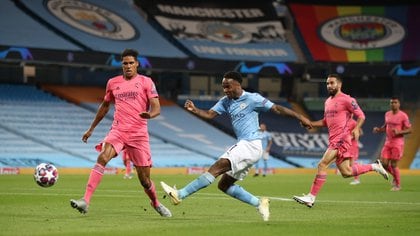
top-left (270, 104), bottom-right (313, 129)
top-left (373, 124), bottom-right (386, 133)
top-left (310, 119), bottom-right (325, 128)
top-left (140, 97), bottom-right (160, 119)
top-left (348, 98), bottom-right (365, 141)
top-left (395, 126), bottom-right (412, 136)
top-left (82, 100), bottom-right (111, 143)
top-left (184, 99), bottom-right (218, 120)
top-left (352, 116), bottom-right (365, 141)
top-left (359, 127), bottom-right (364, 136)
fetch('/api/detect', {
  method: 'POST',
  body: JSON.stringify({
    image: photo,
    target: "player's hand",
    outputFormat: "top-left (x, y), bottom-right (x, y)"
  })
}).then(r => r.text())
top-left (82, 130), bottom-right (93, 143)
top-left (392, 128), bottom-right (400, 136)
top-left (300, 117), bottom-right (313, 129)
top-left (184, 99), bottom-right (196, 112)
top-left (140, 112), bottom-right (152, 119)
top-left (352, 129), bottom-right (360, 141)
top-left (372, 127), bottom-right (380, 133)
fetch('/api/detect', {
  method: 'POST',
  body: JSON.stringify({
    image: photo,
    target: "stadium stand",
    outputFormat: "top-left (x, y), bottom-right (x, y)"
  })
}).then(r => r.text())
top-left (0, 0), bottom-right (81, 51)
top-left (42, 85), bottom-right (296, 168)
top-left (13, 0), bottom-right (187, 57)
top-left (0, 84), bottom-right (217, 168)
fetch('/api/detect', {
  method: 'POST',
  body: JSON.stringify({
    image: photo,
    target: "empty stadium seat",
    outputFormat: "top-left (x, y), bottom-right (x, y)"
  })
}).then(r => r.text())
top-left (0, 84), bottom-right (215, 168)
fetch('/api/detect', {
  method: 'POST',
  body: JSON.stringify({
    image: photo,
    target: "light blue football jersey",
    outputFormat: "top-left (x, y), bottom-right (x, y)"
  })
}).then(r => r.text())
top-left (211, 91), bottom-right (274, 141)
top-left (260, 130), bottom-right (273, 150)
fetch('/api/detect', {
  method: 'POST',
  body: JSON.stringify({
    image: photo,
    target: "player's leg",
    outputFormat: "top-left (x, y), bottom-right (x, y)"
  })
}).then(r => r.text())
top-left (136, 166), bottom-right (158, 206)
top-left (122, 152), bottom-right (132, 179)
top-left (380, 145), bottom-right (393, 176)
top-left (263, 159), bottom-right (268, 176)
top-left (213, 140), bottom-right (270, 221)
top-left (160, 141), bottom-right (252, 205)
top-left (84, 143), bottom-right (116, 204)
top-left (339, 157), bottom-right (388, 180)
top-left (218, 174), bottom-right (259, 206)
top-left (128, 141), bottom-right (172, 217)
top-left (348, 158), bottom-right (360, 184)
top-left (388, 145), bottom-right (403, 190)
top-left (253, 159), bottom-right (260, 176)
top-left (219, 174), bottom-right (270, 221)
top-left (293, 149), bottom-right (337, 207)
top-left (310, 149), bottom-right (336, 195)
top-left (136, 165), bottom-right (171, 217)
top-left (390, 159), bottom-right (401, 191)
top-left (161, 159), bottom-right (228, 205)
top-left (379, 145), bottom-right (397, 184)
top-left (71, 143), bottom-right (116, 214)
top-left (177, 158), bottom-right (230, 197)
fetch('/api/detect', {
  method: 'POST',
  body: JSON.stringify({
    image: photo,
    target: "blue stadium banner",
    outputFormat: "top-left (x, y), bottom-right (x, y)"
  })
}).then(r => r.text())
top-left (17, 0), bottom-right (186, 57)
top-left (136, 0), bottom-right (298, 62)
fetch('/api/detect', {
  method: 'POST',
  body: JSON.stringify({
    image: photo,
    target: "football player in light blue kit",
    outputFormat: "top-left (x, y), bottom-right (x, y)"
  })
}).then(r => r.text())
top-left (161, 71), bottom-right (312, 221)
top-left (254, 123), bottom-right (273, 177)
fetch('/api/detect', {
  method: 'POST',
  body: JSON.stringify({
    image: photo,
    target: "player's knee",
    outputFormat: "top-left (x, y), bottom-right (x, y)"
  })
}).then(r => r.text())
top-left (97, 154), bottom-right (110, 166)
top-left (317, 162), bottom-right (328, 170)
top-left (341, 173), bottom-right (352, 178)
top-left (217, 182), bottom-right (229, 192)
top-left (139, 179), bottom-right (151, 189)
top-left (340, 170), bottom-right (352, 178)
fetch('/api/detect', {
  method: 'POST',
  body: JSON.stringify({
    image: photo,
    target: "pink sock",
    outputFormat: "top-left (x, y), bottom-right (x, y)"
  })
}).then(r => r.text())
top-left (392, 166), bottom-right (401, 187)
top-left (387, 165), bottom-right (396, 179)
top-left (144, 181), bottom-right (159, 207)
top-left (310, 173), bottom-right (327, 197)
top-left (351, 163), bottom-right (373, 176)
top-left (125, 161), bottom-right (132, 175)
top-left (83, 163), bottom-right (105, 205)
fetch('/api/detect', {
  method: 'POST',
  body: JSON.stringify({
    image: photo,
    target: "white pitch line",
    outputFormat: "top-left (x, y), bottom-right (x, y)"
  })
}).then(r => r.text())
top-left (190, 193), bottom-right (420, 205)
top-left (2, 191), bottom-right (420, 206)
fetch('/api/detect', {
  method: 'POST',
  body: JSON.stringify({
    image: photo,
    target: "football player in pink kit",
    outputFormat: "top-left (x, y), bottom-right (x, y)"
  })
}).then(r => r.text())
top-left (373, 97), bottom-right (412, 191)
top-left (70, 49), bottom-right (172, 217)
top-left (293, 74), bottom-right (389, 208)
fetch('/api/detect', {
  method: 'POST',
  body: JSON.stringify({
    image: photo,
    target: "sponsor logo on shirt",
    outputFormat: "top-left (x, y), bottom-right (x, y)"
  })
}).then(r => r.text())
top-left (115, 91), bottom-right (138, 101)
top-left (231, 113), bottom-right (245, 120)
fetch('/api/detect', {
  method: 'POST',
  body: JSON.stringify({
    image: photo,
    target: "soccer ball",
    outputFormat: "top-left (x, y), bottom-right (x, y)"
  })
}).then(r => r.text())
top-left (34, 163), bottom-right (59, 187)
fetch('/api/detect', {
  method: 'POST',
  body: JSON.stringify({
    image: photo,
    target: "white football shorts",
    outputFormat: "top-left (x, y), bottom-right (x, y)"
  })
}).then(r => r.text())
top-left (220, 139), bottom-right (262, 180)
top-left (262, 151), bottom-right (270, 160)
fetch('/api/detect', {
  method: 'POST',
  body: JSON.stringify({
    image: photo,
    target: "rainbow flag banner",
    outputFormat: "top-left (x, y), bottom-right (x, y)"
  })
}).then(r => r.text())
top-left (289, 4), bottom-right (420, 62)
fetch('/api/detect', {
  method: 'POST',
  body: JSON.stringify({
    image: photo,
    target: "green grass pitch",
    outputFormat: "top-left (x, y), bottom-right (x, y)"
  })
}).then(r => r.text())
top-left (1, 172), bottom-right (420, 236)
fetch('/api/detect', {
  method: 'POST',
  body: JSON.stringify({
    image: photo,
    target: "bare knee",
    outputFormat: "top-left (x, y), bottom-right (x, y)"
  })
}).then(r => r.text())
top-left (317, 162), bottom-right (329, 171)
top-left (140, 179), bottom-right (150, 188)
top-left (338, 167), bottom-right (353, 178)
top-left (341, 172), bottom-right (353, 178)
top-left (218, 182), bottom-right (229, 192)
top-left (217, 174), bottom-right (236, 192)
top-left (135, 168), bottom-right (151, 188)
top-left (97, 153), bottom-right (111, 166)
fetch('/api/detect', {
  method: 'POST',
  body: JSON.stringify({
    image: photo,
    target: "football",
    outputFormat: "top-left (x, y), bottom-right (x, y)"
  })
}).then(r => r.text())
top-left (34, 163), bottom-right (59, 187)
